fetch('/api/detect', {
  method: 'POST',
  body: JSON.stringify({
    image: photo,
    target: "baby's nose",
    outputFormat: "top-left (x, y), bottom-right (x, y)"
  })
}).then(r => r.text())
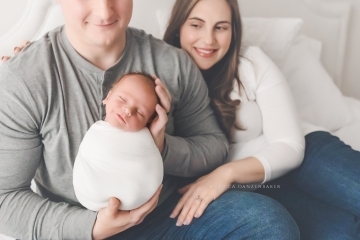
top-left (123, 107), bottom-right (132, 116)
top-left (123, 107), bottom-right (131, 116)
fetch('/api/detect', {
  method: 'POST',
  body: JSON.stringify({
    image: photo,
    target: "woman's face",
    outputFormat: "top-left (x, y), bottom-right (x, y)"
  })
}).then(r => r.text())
top-left (179, 0), bottom-right (232, 70)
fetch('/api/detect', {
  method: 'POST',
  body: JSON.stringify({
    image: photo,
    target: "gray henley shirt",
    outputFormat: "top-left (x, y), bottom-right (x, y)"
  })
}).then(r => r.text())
top-left (0, 26), bottom-right (228, 239)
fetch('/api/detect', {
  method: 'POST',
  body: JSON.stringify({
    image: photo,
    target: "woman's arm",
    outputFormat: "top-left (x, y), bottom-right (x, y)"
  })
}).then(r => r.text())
top-left (246, 47), bottom-right (305, 182)
top-left (170, 47), bottom-right (305, 226)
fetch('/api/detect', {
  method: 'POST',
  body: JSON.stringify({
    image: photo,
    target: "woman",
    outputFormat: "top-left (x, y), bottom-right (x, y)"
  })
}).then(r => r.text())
top-left (164, 0), bottom-right (360, 239)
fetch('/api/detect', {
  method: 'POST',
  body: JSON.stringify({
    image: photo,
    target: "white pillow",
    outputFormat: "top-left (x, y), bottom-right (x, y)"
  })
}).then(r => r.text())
top-left (331, 97), bottom-right (360, 152)
top-left (282, 35), bottom-right (352, 132)
top-left (156, 9), bottom-right (302, 68)
top-left (155, 9), bottom-right (172, 38)
top-left (32, 4), bottom-right (64, 41)
top-left (292, 35), bottom-right (322, 61)
top-left (241, 18), bottom-right (303, 68)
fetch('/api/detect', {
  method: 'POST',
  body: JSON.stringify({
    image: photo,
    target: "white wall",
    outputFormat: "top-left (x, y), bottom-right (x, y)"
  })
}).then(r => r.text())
top-left (0, 0), bottom-right (359, 100)
top-left (341, 0), bottom-right (360, 99)
top-left (0, 1), bottom-right (27, 38)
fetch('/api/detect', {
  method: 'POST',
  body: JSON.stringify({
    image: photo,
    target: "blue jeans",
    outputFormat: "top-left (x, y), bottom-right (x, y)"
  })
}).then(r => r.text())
top-left (257, 131), bottom-right (360, 240)
top-left (109, 190), bottom-right (299, 240)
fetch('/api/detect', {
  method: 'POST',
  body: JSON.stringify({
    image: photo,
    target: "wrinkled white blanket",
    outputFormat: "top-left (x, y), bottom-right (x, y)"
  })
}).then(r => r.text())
top-left (73, 121), bottom-right (163, 211)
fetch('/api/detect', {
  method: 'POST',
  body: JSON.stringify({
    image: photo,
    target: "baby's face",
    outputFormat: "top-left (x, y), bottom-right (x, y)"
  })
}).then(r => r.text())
top-left (103, 75), bottom-right (158, 131)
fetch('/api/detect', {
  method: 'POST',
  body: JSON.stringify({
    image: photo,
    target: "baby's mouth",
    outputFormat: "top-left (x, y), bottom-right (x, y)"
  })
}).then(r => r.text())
top-left (117, 113), bottom-right (126, 123)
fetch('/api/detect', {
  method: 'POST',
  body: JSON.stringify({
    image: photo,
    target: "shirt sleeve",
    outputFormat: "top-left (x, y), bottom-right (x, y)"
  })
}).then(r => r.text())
top-left (246, 47), bottom-right (305, 182)
top-left (0, 66), bottom-right (97, 240)
top-left (161, 53), bottom-right (228, 177)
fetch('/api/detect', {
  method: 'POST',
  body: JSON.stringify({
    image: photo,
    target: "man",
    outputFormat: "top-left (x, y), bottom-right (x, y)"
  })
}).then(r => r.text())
top-left (0, 0), bottom-right (228, 239)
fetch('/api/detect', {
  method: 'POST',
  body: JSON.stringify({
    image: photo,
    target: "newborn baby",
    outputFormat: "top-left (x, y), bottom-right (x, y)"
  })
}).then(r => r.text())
top-left (73, 72), bottom-right (163, 211)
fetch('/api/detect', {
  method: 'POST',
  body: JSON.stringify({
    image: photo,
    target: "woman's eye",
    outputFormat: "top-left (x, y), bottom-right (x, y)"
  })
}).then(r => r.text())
top-left (191, 24), bottom-right (200, 28)
top-left (216, 26), bottom-right (227, 31)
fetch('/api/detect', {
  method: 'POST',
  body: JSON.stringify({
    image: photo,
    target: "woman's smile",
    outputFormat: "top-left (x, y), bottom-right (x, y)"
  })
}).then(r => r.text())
top-left (194, 47), bottom-right (218, 58)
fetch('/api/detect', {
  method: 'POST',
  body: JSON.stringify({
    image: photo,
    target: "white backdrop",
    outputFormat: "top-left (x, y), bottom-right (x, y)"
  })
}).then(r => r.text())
top-left (0, 0), bottom-right (27, 37)
top-left (0, 0), bottom-right (359, 100)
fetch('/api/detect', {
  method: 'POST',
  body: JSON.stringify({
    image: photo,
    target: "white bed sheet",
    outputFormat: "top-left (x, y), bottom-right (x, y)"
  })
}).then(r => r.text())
top-left (332, 97), bottom-right (360, 151)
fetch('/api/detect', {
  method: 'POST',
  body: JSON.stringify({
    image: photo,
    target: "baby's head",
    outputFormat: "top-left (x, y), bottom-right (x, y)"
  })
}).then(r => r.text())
top-left (102, 72), bottom-right (159, 132)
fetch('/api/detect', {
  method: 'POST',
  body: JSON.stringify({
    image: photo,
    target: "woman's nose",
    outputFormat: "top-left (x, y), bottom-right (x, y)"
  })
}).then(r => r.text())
top-left (203, 29), bottom-right (215, 45)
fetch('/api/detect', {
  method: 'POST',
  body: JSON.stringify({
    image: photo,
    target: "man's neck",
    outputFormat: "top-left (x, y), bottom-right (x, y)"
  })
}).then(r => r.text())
top-left (65, 28), bottom-right (126, 71)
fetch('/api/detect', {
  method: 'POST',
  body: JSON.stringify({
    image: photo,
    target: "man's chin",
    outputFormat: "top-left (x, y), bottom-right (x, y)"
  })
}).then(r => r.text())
top-left (89, 37), bottom-right (118, 47)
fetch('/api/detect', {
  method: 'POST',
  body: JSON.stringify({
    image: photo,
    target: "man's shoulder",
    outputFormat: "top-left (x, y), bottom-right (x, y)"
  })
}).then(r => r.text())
top-left (127, 27), bottom-right (188, 59)
top-left (0, 28), bottom-right (65, 98)
top-left (1, 29), bottom-right (63, 85)
top-left (126, 27), bottom-right (197, 80)
top-left (7, 39), bottom-right (55, 69)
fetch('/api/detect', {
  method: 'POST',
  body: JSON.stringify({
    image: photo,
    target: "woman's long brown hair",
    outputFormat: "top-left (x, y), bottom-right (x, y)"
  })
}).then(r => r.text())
top-left (163, 0), bottom-right (243, 140)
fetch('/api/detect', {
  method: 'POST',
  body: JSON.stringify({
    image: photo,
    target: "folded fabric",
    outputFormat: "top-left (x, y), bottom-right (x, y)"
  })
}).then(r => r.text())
top-left (73, 121), bottom-right (163, 211)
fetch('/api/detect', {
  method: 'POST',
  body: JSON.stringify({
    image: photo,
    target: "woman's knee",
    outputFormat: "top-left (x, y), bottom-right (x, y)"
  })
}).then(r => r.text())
top-left (293, 131), bottom-right (360, 217)
top-left (303, 131), bottom-right (355, 158)
top-left (215, 191), bottom-right (300, 240)
top-left (294, 131), bottom-right (360, 186)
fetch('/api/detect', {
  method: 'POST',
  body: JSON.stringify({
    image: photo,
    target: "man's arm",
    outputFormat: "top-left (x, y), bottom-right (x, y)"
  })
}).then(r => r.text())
top-left (161, 52), bottom-right (229, 177)
top-left (0, 66), bottom-right (97, 239)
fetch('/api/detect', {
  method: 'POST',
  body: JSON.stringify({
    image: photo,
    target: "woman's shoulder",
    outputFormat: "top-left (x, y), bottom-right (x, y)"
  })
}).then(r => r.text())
top-left (232, 47), bottom-right (263, 101)
top-left (238, 46), bottom-right (270, 84)
top-left (240, 46), bottom-right (263, 56)
top-left (239, 46), bottom-right (282, 80)
top-left (240, 46), bottom-right (275, 68)
top-left (239, 46), bottom-right (286, 92)
top-left (237, 46), bottom-right (285, 97)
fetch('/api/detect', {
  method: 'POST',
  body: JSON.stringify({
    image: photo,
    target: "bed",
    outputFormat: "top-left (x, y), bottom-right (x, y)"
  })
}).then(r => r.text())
top-left (0, 0), bottom-right (359, 239)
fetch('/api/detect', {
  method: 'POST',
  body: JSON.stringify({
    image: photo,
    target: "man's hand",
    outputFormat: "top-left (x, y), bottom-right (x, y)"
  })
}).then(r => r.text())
top-left (148, 77), bottom-right (171, 153)
top-left (1, 40), bottom-right (30, 62)
top-left (92, 184), bottom-right (162, 240)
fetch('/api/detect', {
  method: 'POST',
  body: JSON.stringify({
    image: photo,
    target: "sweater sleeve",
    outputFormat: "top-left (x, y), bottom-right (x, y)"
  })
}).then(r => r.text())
top-left (246, 47), bottom-right (305, 182)
top-left (161, 52), bottom-right (228, 177)
top-left (0, 66), bottom-right (97, 240)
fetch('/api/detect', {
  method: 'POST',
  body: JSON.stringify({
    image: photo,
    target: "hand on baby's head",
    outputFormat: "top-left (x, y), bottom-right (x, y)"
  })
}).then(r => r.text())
top-left (102, 72), bottom-right (159, 132)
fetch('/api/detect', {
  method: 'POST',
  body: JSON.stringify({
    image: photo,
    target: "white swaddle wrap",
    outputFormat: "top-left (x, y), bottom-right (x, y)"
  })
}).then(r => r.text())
top-left (73, 121), bottom-right (163, 211)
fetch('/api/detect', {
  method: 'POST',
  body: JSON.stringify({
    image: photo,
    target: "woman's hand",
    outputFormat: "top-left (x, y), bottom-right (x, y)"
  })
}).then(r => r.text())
top-left (1, 40), bottom-right (30, 62)
top-left (170, 165), bottom-right (234, 226)
top-left (92, 184), bottom-right (162, 240)
top-left (148, 76), bottom-right (171, 153)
